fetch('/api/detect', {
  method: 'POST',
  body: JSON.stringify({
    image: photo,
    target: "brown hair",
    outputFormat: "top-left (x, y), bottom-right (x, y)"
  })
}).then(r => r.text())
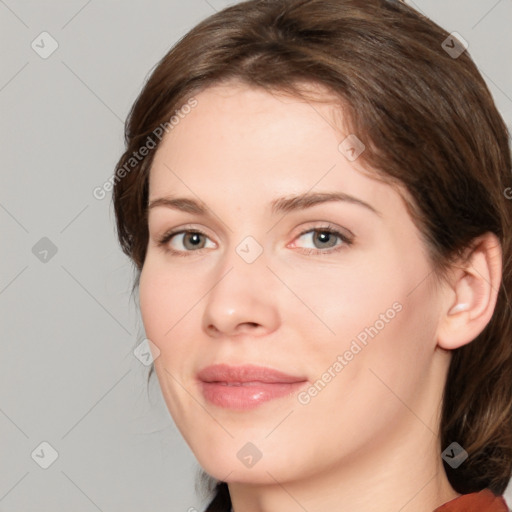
top-left (112, 0), bottom-right (512, 508)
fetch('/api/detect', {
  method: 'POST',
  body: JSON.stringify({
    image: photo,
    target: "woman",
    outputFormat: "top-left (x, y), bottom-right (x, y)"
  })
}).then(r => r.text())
top-left (112, 0), bottom-right (512, 510)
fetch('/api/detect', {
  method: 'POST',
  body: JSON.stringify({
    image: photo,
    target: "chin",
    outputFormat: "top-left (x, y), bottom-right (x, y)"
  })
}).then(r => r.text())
top-left (193, 441), bottom-right (304, 485)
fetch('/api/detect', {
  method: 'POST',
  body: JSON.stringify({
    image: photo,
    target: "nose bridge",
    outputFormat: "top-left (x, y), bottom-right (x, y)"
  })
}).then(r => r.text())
top-left (201, 234), bottom-right (279, 336)
top-left (213, 231), bottom-right (269, 290)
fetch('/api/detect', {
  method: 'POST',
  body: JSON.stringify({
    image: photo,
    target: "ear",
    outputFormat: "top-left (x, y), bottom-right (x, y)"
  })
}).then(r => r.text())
top-left (436, 232), bottom-right (502, 350)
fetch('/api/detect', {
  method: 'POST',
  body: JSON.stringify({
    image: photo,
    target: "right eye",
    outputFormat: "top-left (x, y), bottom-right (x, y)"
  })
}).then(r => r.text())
top-left (157, 229), bottom-right (216, 255)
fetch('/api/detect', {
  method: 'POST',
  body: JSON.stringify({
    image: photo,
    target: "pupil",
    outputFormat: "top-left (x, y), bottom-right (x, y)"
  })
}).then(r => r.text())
top-left (186, 233), bottom-right (203, 249)
top-left (315, 231), bottom-right (333, 248)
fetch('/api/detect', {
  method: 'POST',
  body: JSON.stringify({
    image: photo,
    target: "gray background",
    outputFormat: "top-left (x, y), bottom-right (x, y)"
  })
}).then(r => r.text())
top-left (1, 0), bottom-right (511, 510)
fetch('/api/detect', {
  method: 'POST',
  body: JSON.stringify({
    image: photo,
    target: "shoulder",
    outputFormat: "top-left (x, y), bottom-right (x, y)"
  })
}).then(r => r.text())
top-left (434, 489), bottom-right (509, 512)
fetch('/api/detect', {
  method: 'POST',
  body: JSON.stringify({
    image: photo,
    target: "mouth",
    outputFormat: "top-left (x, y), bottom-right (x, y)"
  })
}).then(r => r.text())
top-left (197, 363), bottom-right (308, 410)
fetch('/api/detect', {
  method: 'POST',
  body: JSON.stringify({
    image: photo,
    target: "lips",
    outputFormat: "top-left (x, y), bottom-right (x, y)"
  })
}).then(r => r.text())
top-left (197, 364), bottom-right (308, 410)
top-left (197, 363), bottom-right (306, 384)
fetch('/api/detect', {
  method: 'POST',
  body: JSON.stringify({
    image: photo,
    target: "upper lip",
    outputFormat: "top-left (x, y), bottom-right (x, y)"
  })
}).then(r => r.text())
top-left (197, 364), bottom-right (307, 384)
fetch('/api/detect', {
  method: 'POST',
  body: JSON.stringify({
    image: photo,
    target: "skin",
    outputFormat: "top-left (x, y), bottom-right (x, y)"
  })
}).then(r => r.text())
top-left (139, 81), bottom-right (502, 512)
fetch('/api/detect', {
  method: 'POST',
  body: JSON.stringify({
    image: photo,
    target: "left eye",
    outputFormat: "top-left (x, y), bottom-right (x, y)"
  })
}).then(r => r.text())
top-left (293, 227), bottom-right (352, 252)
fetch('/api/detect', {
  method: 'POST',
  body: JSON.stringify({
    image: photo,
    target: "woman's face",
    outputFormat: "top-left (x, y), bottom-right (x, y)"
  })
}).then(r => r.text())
top-left (139, 82), bottom-right (448, 484)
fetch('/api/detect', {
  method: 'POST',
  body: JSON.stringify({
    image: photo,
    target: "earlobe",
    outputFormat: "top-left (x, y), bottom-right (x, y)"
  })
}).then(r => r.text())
top-left (436, 233), bottom-right (502, 351)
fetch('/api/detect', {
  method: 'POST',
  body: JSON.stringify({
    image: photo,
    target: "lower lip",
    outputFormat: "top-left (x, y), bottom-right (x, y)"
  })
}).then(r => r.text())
top-left (200, 381), bottom-right (307, 410)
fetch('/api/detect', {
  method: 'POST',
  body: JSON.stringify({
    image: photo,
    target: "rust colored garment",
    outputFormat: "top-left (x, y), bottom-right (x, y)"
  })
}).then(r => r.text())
top-left (434, 489), bottom-right (509, 511)
top-left (221, 489), bottom-right (509, 512)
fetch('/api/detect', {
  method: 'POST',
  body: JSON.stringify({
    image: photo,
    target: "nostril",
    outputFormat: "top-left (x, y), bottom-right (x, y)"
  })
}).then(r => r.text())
top-left (206, 324), bottom-right (221, 334)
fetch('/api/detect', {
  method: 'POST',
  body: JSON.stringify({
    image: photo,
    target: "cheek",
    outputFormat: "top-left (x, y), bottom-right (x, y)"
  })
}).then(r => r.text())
top-left (297, 242), bottom-right (438, 378)
top-left (139, 256), bottom-right (197, 326)
top-left (282, 256), bottom-right (405, 351)
top-left (290, 275), bottom-right (438, 451)
top-left (139, 261), bottom-right (195, 353)
top-left (139, 265), bottom-right (168, 340)
top-left (138, 262), bottom-right (199, 407)
top-left (332, 257), bottom-right (439, 405)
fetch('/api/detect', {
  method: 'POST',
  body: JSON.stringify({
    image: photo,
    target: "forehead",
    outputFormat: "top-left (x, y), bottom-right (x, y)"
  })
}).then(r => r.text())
top-left (151, 83), bottom-right (348, 180)
top-left (148, 82), bottom-right (411, 221)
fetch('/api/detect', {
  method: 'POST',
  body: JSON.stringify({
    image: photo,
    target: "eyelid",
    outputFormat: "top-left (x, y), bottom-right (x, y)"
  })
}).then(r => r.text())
top-left (156, 223), bottom-right (216, 242)
top-left (290, 221), bottom-right (354, 242)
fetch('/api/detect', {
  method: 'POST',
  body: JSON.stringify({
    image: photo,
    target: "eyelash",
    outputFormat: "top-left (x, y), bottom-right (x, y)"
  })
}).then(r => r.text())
top-left (156, 224), bottom-right (354, 257)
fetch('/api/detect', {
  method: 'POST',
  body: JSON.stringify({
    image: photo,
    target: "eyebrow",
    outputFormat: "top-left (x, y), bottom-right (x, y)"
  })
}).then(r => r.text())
top-left (147, 191), bottom-right (381, 217)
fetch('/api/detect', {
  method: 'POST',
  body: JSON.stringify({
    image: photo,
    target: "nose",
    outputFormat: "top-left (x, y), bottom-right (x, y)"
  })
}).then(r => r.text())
top-left (201, 250), bottom-right (280, 338)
